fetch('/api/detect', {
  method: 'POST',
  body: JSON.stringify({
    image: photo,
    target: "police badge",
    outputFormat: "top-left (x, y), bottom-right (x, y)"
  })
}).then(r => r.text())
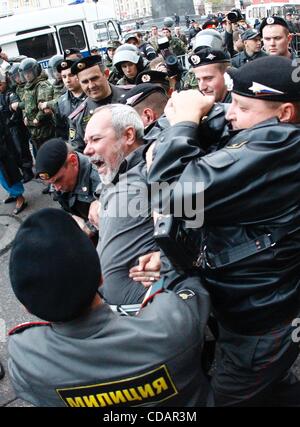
top-left (266, 17), bottom-right (275, 25)
top-left (141, 74), bottom-right (151, 83)
top-left (190, 55), bottom-right (201, 66)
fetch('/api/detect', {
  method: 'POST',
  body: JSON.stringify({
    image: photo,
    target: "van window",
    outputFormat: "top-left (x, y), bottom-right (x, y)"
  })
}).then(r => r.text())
top-left (59, 25), bottom-right (86, 50)
top-left (17, 33), bottom-right (56, 60)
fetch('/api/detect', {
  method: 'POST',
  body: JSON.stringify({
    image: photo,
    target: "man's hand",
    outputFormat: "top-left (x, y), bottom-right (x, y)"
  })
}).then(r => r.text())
top-left (38, 101), bottom-right (48, 110)
top-left (24, 117), bottom-right (28, 127)
top-left (10, 102), bottom-right (19, 112)
top-left (165, 90), bottom-right (215, 126)
top-left (129, 252), bottom-right (161, 288)
top-left (88, 200), bottom-right (100, 229)
top-left (33, 118), bottom-right (39, 126)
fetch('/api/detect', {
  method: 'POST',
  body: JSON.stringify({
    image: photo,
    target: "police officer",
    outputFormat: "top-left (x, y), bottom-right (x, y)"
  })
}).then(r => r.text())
top-left (8, 208), bottom-right (211, 407)
top-left (113, 44), bottom-right (150, 86)
top-left (231, 28), bottom-right (267, 68)
top-left (104, 40), bottom-right (122, 85)
top-left (260, 16), bottom-right (299, 59)
top-left (35, 138), bottom-right (100, 240)
top-left (18, 58), bottom-right (55, 155)
top-left (38, 54), bottom-right (66, 113)
top-left (148, 55), bottom-right (300, 406)
top-left (55, 59), bottom-right (86, 140)
top-left (185, 47), bottom-right (232, 103)
top-left (68, 55), bottom-right (130, 153)
top-left (0, 70), bottom-right (34, 183)
top-left (63, 47), bottom-right (83, 60)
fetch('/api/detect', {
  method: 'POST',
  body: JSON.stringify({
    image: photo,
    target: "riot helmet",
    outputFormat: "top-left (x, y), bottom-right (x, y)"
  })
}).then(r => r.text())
top-left (193, 29), bottom-right (224, 51)
top-left (19, 58), bottom-right (42, 83)
top-left (48, 54), bottom-right (64, 80)
top-left (113, 44), bottom-right (145, 76)
top-left (8, 63), bottom-right (26, 85)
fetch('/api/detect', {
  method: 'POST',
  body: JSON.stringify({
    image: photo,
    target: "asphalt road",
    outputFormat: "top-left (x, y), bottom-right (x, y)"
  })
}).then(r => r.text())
top-left (0, 177), bottom-right (299, 407)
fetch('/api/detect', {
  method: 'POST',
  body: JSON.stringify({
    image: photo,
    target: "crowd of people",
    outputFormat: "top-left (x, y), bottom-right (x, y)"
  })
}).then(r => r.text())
top-left (1, 9), bottom-right (300, 407)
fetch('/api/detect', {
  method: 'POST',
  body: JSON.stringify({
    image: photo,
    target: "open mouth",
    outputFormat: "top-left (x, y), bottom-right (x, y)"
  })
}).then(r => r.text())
top-left (91, 159), bottom-right (105, 168)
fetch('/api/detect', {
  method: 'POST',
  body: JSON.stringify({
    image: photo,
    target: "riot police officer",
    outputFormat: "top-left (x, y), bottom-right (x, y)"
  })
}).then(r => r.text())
top-left (113, 44), bottom-right (150, 86)
top-left (18, 58), bottom-right (54, 154)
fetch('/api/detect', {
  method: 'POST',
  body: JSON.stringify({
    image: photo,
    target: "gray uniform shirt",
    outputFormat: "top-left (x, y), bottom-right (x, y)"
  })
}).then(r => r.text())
top-left (98, 147), bottom-right (158, 305)
top-left (8, 276), bottom-right (211, 407)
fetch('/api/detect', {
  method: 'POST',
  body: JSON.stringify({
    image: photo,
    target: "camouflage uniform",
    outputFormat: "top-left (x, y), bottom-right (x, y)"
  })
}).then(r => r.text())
top-left (15, 83), bottom-right (26, 104)
top-left (149, 36), bottom-right (159, 53)
top-left (183, 68), bottom-right (198, 90)
top-left (169, 37), bottom-right (187, 56)
top-left (44, 79), bottom-right (66, 111)
top-left (21, 72), bottom-right (55, 150)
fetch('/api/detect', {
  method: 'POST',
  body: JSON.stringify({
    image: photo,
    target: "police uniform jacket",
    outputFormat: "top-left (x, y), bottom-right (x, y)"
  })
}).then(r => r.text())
top-left (55, 152), bottom-right (100, 220)
top-left (8, 276), bottom-right (211, 407)
top-left (55, 90), bottom-right (86, 139)
top-left (68, 85), bottom-right (130, 153)
top-left (231, 50), bottom-right (267, 68)
top-left (148, 118), bottom-right (300, 335)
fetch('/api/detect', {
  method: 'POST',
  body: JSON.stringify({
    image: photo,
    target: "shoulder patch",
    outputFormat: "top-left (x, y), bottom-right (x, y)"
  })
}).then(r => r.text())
top-left (9, 322), bottom-right (51, 336)
top-left (68, 100), bottom-right (87, 120)
top-left (176, 289), bottom-right (196, 301)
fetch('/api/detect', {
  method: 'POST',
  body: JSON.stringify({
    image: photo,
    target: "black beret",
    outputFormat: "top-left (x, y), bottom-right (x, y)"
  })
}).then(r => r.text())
top-left (188, 47), bottom-right (231, 68)
top-left (260, 16), bottom-right (289, 35)
top-left (9, 208), bottom-right (101, 322)
top-left (56, 59), bottom-right (75, 73)
top-left (63, 47), bottom-right (82, 59)
top-left (70, 55), bottom-right (102, 75)
top-left (119, 83), bottom-right (167, 107)
top-left (227, 56), bottom-right (300, 102)
top-left (241, 29), bottom-right (260, 41)
top-left (135, 70), bottom-right (169, 87)
top-left (35, 138), bottom-right (68, 180)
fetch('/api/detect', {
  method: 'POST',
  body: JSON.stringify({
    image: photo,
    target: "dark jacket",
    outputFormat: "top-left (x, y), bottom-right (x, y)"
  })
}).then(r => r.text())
top-left (148, 117), bottom-right (300, 335)
top-left (231, 50), bottom-right (267, 68)
top-left (0, 112), bottom-right (22, 186)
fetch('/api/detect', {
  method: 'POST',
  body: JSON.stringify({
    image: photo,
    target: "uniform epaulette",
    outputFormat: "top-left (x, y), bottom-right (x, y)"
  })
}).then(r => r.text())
top-left (140, 279), bottom-right (165, 309)
top-left (9, 322), bottom-right (51, 336)
top-left (68, 100), bottom-right (87, 120)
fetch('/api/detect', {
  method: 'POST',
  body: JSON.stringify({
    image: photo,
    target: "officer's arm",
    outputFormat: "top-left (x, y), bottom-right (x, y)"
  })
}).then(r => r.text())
top-left (35, 83), bottom-right (54, 122)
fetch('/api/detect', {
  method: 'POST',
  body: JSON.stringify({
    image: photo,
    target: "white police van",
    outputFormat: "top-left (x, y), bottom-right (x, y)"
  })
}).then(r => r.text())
top-left (0, 2), bottom-right (122, 68)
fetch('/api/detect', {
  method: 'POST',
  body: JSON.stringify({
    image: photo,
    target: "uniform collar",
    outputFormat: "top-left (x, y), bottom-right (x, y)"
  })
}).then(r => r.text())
top-left (52, 304), bottom-right (115, 338)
